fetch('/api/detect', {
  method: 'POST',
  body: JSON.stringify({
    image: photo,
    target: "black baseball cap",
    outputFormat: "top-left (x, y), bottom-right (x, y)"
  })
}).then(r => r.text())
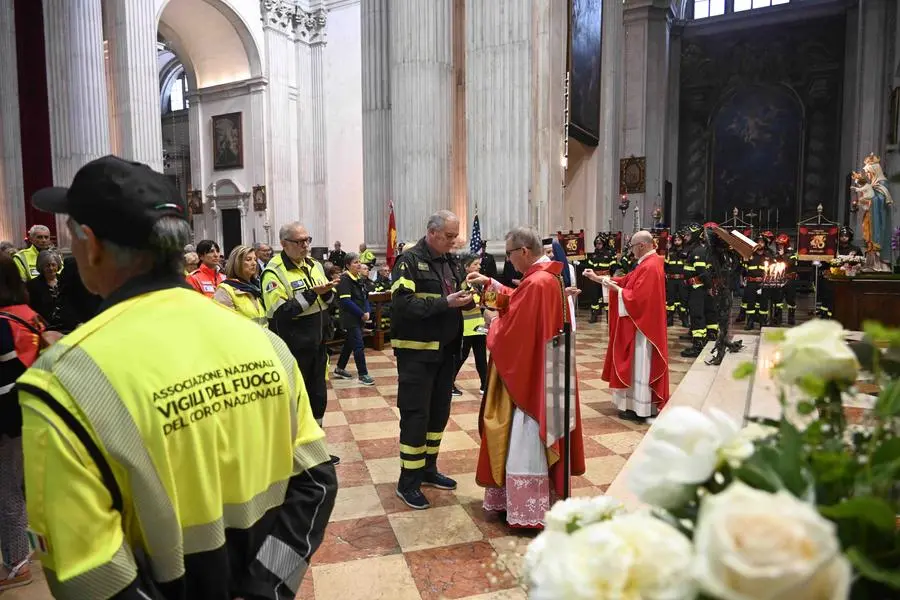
top-left (32, 155), bottom-right (189, 248)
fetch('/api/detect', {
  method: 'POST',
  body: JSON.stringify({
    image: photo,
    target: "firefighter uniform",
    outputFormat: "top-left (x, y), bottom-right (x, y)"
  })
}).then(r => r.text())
top-left (262, 251), bottom-right (335, 423)
top-left (582, 236), bottom-right (613, 323)
top-left (373, 275), bottom-right (392, 330)
top-left (741, 250), bottom-right (768, 330)
top-left (770, 248), bottom-right (798, 326)
top-left (665, 242), bottom-right (685, 326)
top-left (17, 280), bottom-right (337, 600)
top-left (681, 228), bottom-right (710, 357)
top-left (390, 238), bottom-right (467, 500)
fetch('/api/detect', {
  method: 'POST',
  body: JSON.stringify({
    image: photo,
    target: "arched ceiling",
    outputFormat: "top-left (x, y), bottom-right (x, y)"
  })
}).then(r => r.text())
top-left (157, 0), bottom-right (261, 89)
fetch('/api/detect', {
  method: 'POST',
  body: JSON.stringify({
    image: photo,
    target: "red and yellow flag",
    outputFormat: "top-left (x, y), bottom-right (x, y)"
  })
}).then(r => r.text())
top-left (386, 201), bottom-right (398, 268)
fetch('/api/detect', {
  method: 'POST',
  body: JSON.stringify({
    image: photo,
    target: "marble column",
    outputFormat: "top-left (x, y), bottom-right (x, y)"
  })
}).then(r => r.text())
top-left (261, 1), bottom-right (300, 237)
top-left (361, 0), bottom-right (391, 246)
top-left (623, 0), bottom-right (671, 228)
top-left (104, 0), bottom-right (163, 171)
top-left (664, 24), bottom-right (681, 225)
top-left (466, 0), bottom-right (531, 239)
top-left (390, 0), bottom-right (454, 239)
top-left (597, 0), bottom-right (625, 232)
top-left (43, 0), bottom-right (111, 249)
top-left (0, 0), bottom-right (25, 243)
top-left (295, 8), bottom-right (329, 244)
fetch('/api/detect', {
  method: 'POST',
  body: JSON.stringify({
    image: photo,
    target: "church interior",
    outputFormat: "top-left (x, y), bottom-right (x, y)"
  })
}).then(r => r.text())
top-left (1, 0), bottom-right (899, 599)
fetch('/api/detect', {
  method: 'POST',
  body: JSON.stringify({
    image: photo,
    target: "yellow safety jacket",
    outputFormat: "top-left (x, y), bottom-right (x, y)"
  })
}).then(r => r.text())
top-left (261, 252), bottom-right (334, 351)
top-left (461, 284), bottom-right (484, 337)
top-left (214, 280), bottom-right (267, 326)
top-left (17, 279), bottom-right (336, 599)
top-left (13, 245), bottom-right (63, 281)
top-left (359, 249), bottom-right (376, 266)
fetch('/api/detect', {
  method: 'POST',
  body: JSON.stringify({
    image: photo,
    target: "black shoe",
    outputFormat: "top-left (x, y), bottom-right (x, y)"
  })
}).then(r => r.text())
top-left (681, 340), bottom-right (703, 358)
top-left (451, 386), bottom-right (463, 397)
top-left (788, 308), bottom-right (796, 325)
top-left (744, 316), bottom-right (755, 331)
top-left (679, 333), bottom-right (693, 340)
top-left (617, 409), bottom-right (644, 422)
top-left (396, 488), bottom-right (430, 510)
top-left (589, 310), bottom-right (598, 324)
top-left (667, 313), bottom-right (674, 326)
top-left (680, 316), bottom-right (690, 328)
top-left (330, 455), bottom-right (341, 466)
top-left (422, 472), bottom-right (457, 490)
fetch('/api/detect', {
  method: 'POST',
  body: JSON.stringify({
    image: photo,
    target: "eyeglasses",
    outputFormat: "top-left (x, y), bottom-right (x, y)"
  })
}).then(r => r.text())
top-left (285, 237), bottom-right (313, 246)
top-left (505, 247), bottom-right (526, 258)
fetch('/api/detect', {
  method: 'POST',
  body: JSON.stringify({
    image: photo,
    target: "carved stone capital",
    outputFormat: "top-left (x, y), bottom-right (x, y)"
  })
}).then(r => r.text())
top-left (294, 8), bottom-right (327, 45)
top-left (261, 0), bottom-right (299, 34)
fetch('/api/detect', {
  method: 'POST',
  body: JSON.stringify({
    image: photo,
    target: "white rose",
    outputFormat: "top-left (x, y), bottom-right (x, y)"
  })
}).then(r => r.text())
top-left (528, 514), bottom-right (695, 600)
top-left (719, 422), bottom-right (778, 466)
top-left (693, 482), bottom-right (851, 600)
top-left (545, 495), bottom-right (625, 533)
top-left (776, 320), bottom-right (859, 390)
top-left (629, 407), bottom-right (742, 508)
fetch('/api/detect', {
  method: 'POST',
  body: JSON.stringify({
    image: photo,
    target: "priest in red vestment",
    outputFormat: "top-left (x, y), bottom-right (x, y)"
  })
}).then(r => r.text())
top-left (584, 230), bottom-right (669, 421)
top-left (466, 227), bottom-right (585, 529)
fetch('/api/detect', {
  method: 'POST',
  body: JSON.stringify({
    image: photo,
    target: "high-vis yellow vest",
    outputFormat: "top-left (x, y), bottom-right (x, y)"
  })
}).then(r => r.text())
top-left (17, 287), bottom-right (329, 599)
top-left (216, 282), bottom-right (267, 326)
top-left (13, 245), bottom-right (64, 281)
top-left (461, 287), bottom-right (484, 337)
top-left (261, 254), bottom-right (329, 319)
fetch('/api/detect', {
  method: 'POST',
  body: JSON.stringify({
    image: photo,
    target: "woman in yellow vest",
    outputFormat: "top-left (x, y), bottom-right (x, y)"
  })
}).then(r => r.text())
top-left (213, 245), bottom-right (266, 326)
top-left (453, 253), bottom-right (488, 395)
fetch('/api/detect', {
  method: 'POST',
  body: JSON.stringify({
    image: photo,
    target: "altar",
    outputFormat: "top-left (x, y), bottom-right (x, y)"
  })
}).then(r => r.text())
top-left (826, 274), bottom-right (900, 331)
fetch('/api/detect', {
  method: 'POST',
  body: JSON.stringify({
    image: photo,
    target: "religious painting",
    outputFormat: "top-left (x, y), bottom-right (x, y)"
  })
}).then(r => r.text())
top-left (557, 230), bottom-right (586, 261)
top-left (187, 190), bottom-right (203, 216)
top-left (252, 185), bottom-right (267, 212)
top-left (650, 228), bottom-right (669, 256)
top-left (211, 112), bottom-right (243, 171)
top-left (568, 0), bottom-right (602, 145)
top-left (710, 85), bottom-right (803, 226)
top-left (620, 156), bottom-right (646, 194)
top-left (796, 225), bottom-right (838, 262)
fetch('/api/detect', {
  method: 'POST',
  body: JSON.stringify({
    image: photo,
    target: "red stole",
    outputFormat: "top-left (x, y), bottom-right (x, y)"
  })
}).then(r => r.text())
top-left (602, 252), bottom-right (670, 408)
top-left (475, 261), bottom-right (585, 495)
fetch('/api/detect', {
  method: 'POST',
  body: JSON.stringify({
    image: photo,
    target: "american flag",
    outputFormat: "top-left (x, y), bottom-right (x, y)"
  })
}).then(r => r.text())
top-left (470, 210), bottom-right (482, 254)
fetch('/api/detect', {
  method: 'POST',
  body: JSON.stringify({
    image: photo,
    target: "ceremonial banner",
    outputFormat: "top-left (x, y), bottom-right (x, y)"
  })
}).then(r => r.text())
top-left (557, 230), bottom-right (586, 261)
top-left (650, 228), bottom-right (669, 256)
top-left (386, 202), bottom-right (398, 268)
top-left (796, 225), bottom-right (838, 262)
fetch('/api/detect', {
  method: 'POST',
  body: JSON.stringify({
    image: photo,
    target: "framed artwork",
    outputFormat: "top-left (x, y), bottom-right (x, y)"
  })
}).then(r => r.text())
top-left (187, 190), bottom-right (203, 216)
top-left (569, 0), bottom-right (602, 145)
top-left (620, 156), bottom-right (646, 194)
top-left (252, 185), bottom-right (267, 212)
top-left (212, 112), bottom-right (243, 170)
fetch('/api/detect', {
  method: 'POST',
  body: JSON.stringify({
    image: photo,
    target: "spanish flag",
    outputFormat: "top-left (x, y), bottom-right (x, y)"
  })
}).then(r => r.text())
top-left (386, 201), bottom-right (398, 268)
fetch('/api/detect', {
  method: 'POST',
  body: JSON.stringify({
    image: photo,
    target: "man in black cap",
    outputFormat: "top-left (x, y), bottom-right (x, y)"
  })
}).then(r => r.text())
top-left (17, 156), bottom-right (336, 600)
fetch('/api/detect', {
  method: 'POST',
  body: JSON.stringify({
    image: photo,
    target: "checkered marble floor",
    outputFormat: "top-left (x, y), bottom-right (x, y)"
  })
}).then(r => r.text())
top-left (8, 314), bottom-right (699, 600)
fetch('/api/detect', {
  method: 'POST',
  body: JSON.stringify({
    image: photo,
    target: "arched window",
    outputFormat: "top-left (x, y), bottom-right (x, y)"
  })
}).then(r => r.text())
top-left (158, 41), bottom-right (190, 114)
top-left (694, 0), bottom-right (789, 20)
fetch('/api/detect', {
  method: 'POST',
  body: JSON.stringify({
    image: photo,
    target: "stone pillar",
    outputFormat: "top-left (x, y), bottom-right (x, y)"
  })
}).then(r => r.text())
top-left (665, 24), bottom-right (681, 226)
top-left (597, 0), bottom-right (625, 232)
top-left (466, 0), bottom-right (566, 239)
top-left (361, 0), bottom-right (391, 246)
top-left (0, 0), bottom-right (25, 243)
top-left (104, 0), bottom-right (164, 171)
top-left (466, 0), bottom-right (532, 239)
top-left (532, 0), bottom-right (568, 235)
top-left (43, 0), bottom-right (111, 249)
top-left (261, 1), bottom-right (300, 237)
top-left (295, 8), bottom-right (329, 244)
top-left (623, 0), bottom-right (671, 228)
top-left (390, 0), bottom-right (454, 239)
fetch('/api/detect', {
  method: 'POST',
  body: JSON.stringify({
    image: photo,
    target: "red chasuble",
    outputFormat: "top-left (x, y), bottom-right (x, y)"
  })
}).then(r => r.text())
top-left (475, 261), bottom-right (585, 495)
top-left (602, 252), bottom-right (670, 408)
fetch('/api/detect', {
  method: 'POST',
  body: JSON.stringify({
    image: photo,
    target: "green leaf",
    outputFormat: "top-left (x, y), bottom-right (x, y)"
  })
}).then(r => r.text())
top-left (797, 400), bottom-right (815, 415)
top-left (734, 450), bottom-right (784, 493)
top-left (732, 361), bottom-right (756, 380)
top-left (846, 546), bottom-right (900, 589)
top-left (775, 420), bottom-right (809, 497)
top-left (871, 438), bottom-right (900, 467)
top-left (819, 497), bottom-right (897, 532)
top-left (875, 380), bottom-right (900, 418)
top-left (849, 339), bottom-right (878, 373)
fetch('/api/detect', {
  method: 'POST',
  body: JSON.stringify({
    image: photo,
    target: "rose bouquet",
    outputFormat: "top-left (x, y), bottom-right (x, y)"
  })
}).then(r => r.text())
top-left (830, 256), bottom-right (865, 277)
top-left (523, 320), bottom-right (899, 599)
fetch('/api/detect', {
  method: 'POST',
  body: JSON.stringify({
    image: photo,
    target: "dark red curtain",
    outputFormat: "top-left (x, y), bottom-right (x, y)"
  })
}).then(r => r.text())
top-left (14, 0), bottom-right (55, 240)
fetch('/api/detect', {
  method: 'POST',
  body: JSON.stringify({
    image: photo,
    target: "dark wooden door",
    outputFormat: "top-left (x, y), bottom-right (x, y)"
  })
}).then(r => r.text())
top-left (221, 208), bottom-right (242, 258)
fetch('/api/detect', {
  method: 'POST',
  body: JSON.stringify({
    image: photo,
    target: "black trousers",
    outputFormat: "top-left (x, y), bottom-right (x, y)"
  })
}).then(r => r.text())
top-left (293, 344), bottom-right (328, 423)
top-left (688, 285), bottom-right (707, 339)
top-left (397, 347), bottom-right (456, 491)
top-left (585, 279), bottom-right (603, 311)
top-left (771, 281), bottom-right (797, 309)
top-left (337, 326), bottom-right (368, 376)
top-left (742, 282), bottom-right (766, 318)
top-left (456, 334), bottom-right (488, 390)
top-left (665, 278), bottom-right (681, 314)
top-left (678, 281), bottom-right (690, 315)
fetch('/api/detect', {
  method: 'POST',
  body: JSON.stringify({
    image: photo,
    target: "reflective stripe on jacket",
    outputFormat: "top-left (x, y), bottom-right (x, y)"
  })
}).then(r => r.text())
top-left (17, 285), bottom-right (336, 600)
top-left (214, 282), bottom-right (267, 327)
